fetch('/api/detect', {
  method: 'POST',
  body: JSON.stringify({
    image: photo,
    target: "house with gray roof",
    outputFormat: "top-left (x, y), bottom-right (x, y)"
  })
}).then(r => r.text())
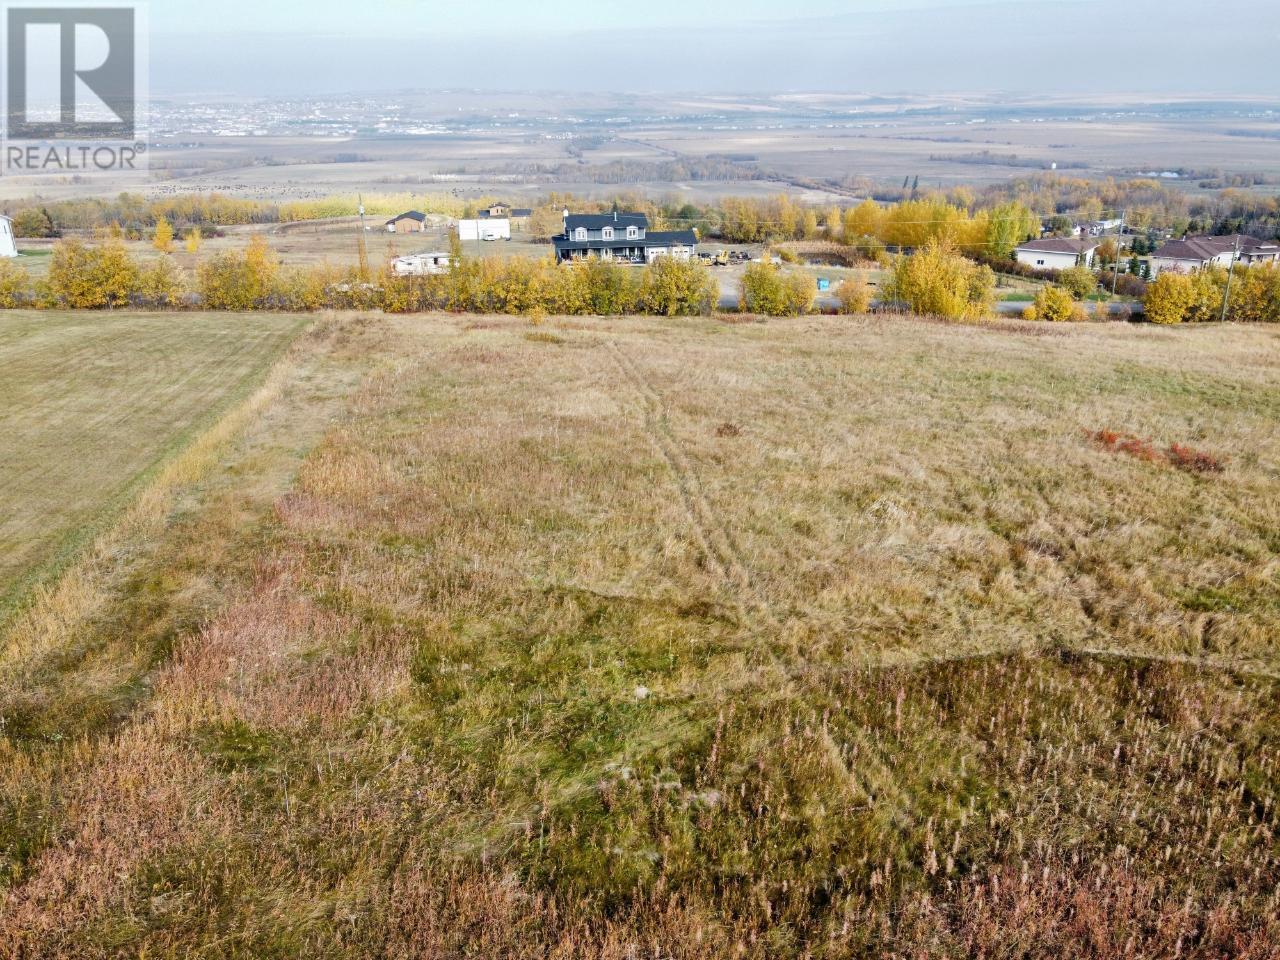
top-left (1150, 235), bottom-right (1280, 276)
top-left (1015, 237), bottom-right (1103, 271)
top-left (553, 211), bottom-right (697, 264)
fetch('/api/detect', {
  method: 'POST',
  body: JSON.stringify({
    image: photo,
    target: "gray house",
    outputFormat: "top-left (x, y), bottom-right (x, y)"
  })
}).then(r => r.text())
top-left (553, 211), bottom-right (697, 264)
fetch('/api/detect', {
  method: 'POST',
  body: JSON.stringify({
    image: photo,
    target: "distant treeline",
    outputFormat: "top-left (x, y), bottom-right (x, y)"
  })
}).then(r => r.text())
top-left (928, 151), bottom-right (1088, 171)
top-left (4, 192), bottom-right (480, 239)
top-left (9, 172), bottom-right (1280, 256)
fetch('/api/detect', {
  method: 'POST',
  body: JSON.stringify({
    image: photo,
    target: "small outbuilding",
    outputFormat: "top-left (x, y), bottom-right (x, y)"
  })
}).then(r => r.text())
top-left (386, 211), bottom-right (429, 234)
top-left (479, 203), bottom-right (532, 222)
top-left (0, 216), bottom-right (17, 258)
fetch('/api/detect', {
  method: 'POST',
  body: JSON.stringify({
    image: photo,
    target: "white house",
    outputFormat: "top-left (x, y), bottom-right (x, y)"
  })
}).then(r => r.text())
top-left (458, 218), bottom-right (511, 242)
top-left (1149, 235), bottom-right (1280, 277)
top-left (0, 216), bottom-right (17, 258)
top-left (392, 252), bottom-right (452, 276)
top-left (1015, 237), bottom-right (1102, 271)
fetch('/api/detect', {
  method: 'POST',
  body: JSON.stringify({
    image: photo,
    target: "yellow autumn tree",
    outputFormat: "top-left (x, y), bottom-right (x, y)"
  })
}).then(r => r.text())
top-left (835, 275), bottom-right (872, 315)
top-left (1231, 264), bottom-right (1280, 323)
top-left (801, 210), bottom-right (820, 240)
top-left (842, 200), bottom-right (884, 246)
top-left (1186, 268), bottom-right (1227, 322)
top-left (198, 235), bottom-right (278, 310)
top-left (1030, 284), bottom-right (1081, 322)
top-left (137, 256), bottom-right (184, 307)
top-left (637, 256), bottom-right (717, 317)
top-left (985, 202), bottom-right (1041, 260)
top-left (185, 227), bottom-right (202, 254)
top-left (883, 237), bottom-right (995, 322)
top-left (740, 262), bottom-right (815, 316)
top-left (153, 217), bottom-right (174, 253)
top-left (47, 236), bottom-right (138, 309)
top-left (243, 234), bottom-right (279, 302)
top-left (0, 258), bottom-right (29, 308)
top-left (1143, 272), bottom-right (1197, 324)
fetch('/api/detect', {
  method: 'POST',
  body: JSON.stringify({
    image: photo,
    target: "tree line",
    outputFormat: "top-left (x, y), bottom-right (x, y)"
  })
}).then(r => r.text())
top-left (0, 235), bottom-right (723, 318)
top-left (3, 229), bottom-right (1277, 325)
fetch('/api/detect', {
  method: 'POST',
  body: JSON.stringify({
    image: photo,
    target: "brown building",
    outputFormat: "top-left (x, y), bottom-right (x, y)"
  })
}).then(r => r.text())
top-left (386, 211), bottom-right (428, 234)
top-left (479, 203), bottom-right (533, 222)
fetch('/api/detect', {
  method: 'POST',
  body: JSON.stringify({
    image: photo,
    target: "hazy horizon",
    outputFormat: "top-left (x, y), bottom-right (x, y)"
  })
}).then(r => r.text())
top-left (149, 0), bottom-right (1280, 98)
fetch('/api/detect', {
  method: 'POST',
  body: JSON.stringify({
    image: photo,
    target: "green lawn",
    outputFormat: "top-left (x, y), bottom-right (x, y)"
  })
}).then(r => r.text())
top-left (0, 310), bottom-right (308, 617)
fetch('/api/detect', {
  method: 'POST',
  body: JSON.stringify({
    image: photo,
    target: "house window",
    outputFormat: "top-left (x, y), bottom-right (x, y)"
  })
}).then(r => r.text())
top-left (1036, 259), bottom-right (1045, 266)
top-left (627, 226), bottom-right (638, 239)
top-left (575, 228), bottom-right (587, 241)
top-left (603, 227), bottom-right (614, 240)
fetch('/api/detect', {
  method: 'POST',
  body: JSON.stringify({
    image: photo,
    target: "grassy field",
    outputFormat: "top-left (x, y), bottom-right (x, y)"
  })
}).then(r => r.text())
top-left (1, 312), bottom-right (1279, 957)
top-left (0, 311), bottom-right (309, 618)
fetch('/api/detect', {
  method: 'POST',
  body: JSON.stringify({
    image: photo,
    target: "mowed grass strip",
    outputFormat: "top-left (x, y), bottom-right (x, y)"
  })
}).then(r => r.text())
top-left (0, 311), bottom-right (309, 617)
top-left (1, 315), bottom-right (1279, 957)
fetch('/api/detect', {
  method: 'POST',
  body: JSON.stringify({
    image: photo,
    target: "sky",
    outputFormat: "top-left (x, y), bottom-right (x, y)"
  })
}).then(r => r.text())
top-left (149, 0), bottom-right (1280, 97)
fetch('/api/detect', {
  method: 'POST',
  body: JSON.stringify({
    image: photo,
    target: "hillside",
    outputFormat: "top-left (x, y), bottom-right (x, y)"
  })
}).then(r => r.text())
top-left (2, 313), bottom-right (1279, 958)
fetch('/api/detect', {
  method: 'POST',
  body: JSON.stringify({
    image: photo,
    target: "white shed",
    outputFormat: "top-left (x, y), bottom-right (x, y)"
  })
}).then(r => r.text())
top-left (458, 218), bottom-right (511, 242)
top-left (0, 216), bottom-right (17, 258)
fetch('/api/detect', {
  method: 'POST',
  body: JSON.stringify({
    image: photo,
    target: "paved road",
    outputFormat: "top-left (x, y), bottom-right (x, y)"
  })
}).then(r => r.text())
top-left (716, 278), bottom-right (1141, 318)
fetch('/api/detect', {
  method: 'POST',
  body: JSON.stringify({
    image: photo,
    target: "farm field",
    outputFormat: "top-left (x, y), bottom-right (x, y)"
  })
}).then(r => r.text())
top-left (1, 313), bottom-right (1279, 956)
top-left (0, 310), bottom-right (309, 618)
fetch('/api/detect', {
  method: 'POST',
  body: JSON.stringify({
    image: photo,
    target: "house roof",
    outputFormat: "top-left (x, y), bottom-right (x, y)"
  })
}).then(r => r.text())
top-left (1017, 237), bottom-right (1102, 255)
top-left (387, 211), bottom-right (427, 224)
top-left (564, 212), bottom-right (649, 231)
top-left (1153, 235), bottom-right (1278, 262)
top-left (478, 209), bottom-right (532, 219)
top-left (645, 230), bottom-right (698, 246)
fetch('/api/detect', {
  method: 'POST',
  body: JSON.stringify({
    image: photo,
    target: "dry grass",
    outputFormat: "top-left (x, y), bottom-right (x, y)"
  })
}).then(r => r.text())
top-left (1, 313), bottom-right (1279, 958)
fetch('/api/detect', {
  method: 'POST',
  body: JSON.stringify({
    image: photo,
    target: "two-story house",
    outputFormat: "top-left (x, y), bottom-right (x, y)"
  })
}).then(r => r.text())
top-left (553, 211), bottom-right (697, 264)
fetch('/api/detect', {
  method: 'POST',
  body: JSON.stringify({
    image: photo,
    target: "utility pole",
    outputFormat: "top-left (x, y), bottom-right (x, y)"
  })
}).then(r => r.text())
top-left (356, 194), bottom-right (370, 281)
top-left (1220, 234), bottom-right (1241, 323)
top-left (1111, 209), bottom-right (1126, 301)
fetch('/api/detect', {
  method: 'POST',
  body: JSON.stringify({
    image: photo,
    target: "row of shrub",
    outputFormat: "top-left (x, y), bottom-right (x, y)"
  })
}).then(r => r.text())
top-left (8, 234), bottom-right (1277, 325)
top-left (1019, 263), bottom-right (1280, 323)
top-left (0, 237), bottom-right (736, 317)
top-left (1143, 265), bottom-right (1280, 324)
top-left (2, 234), bottom-right (893, 319)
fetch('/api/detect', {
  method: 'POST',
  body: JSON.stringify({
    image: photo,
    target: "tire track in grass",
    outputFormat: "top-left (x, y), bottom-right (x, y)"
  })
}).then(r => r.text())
top-left (606, 340), bottom-right (759, 602)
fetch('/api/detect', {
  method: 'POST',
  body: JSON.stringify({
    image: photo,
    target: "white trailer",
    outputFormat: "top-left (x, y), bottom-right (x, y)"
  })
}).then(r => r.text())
top-left (392, 252), bottom-right (453, 276)
top-left (458, 218), bottom-right (511, 242)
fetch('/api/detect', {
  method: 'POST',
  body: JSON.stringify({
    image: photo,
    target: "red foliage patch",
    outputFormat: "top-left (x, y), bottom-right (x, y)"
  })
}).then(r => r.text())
top-left (1087, 430), bottom-right (1225, 475)
top-left (1166, 442), bottom-right (1225, 475)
